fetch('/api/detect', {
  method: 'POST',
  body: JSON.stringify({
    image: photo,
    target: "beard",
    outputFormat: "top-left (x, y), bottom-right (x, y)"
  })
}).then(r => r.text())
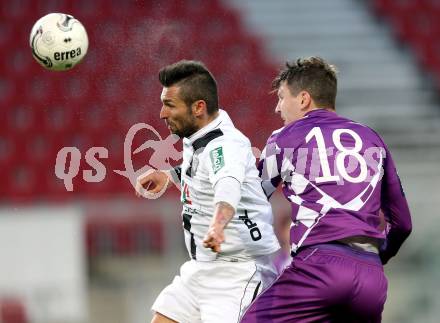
top-left (168, 112), bottom-right (199, 138)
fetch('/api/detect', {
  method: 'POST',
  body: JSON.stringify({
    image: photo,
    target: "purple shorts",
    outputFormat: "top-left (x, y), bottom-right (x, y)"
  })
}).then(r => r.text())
top-left (240, 243), bottom-right (388, 323)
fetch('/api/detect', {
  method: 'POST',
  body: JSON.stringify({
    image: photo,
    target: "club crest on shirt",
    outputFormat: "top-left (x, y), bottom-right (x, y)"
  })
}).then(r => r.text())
top-left (210, 147), bottom-right (225, 174)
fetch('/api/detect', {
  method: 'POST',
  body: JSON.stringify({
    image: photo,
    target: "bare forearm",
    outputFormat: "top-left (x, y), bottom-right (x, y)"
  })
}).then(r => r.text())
top-left (203, 177), bottom-right (241, 252)
top-left (203, 201), bottom-right (235, 252)
top-left (211, 201), bottom-right (235, 229)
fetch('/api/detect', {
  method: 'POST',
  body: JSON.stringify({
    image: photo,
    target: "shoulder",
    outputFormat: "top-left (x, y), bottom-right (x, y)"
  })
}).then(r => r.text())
top-left (201, 127), bottom-right (251, 164)
top-left (273, 120), bottom-right (313, 149)
top-left (344, 120), bottom-right (387, 147)
top-left (266, 127), bottom-right (284, 143)
top-left (271, 126), bottom-right (285, 136)
top-left (214, 123), bottom-right (251, 147)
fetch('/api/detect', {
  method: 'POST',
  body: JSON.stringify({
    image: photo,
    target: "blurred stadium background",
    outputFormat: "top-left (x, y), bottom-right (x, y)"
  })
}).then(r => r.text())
top-left (1, 0), bottom-right (439, 322)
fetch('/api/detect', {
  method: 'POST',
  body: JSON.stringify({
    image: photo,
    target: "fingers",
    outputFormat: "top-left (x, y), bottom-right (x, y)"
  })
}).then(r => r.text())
top-left (135, 169), bottom-right (155, 196)
top-left (203, 238), bottom-right (221, 253)
top-left (135, 169), bottom-right (169, 198)
top-left (135, 180), bottom-right (152, 197)
top-left (135, 180), bottom-right (143, 197)
top-left (203, 228), bottom-right (224, 253)
top-left (138, 169), bottom-right (156, 186)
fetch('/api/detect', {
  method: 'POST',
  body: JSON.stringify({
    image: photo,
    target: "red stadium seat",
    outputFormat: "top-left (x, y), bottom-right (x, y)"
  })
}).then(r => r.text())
top-left (425, 0), bottom-right (440, 15)
top-left (374, 0), bottom-right (440, 92)
top-left (34, 0), bottom-right (70, 18)
top-left (71, 0), bottom-right (107, 20)
top-left (85, 215), bottom-right (164, 256)
top-left (2, 0), bottom-right (278, 202)
top-left (376, 0), bottom-right (424, 16)
top-left (0, 77), bottom-right (16, 108)
top-left (0, 0), bottom-right (34, 24)
top-left (0, 21), bottom-right (13, 47)
top-left (0, 298), bottom-right (28, 323)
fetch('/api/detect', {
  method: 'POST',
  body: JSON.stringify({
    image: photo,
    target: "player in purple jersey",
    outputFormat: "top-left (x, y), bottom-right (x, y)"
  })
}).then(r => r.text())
top-left (241, 57), bottom-right (412, 323)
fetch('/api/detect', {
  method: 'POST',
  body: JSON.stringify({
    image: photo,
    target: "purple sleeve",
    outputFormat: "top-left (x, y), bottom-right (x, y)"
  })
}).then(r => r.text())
top-left (379, 145), bottom-right (412, 265)
top-left (258, 138), bottom-right (283, 199)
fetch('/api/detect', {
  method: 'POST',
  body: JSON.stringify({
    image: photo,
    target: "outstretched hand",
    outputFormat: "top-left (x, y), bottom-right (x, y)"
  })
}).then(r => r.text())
top-left (135, 169), bottom-right (170, 199)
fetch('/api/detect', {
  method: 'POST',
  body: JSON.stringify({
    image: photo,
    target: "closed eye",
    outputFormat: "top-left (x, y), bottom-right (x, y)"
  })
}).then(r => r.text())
top-left (162, 99), bottom-right (175, 107)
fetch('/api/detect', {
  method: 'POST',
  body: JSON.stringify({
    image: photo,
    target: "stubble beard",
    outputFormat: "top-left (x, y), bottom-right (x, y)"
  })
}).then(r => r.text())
top-left (172, 114), bottom-right (199, 138)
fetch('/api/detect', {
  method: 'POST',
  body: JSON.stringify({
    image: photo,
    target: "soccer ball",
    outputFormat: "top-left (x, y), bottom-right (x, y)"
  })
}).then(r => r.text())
top-left (29, 13), bottom-right (88, 71)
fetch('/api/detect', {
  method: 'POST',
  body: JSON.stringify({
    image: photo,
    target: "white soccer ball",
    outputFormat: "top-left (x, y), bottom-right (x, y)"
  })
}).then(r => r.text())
top-left (29, 13), bottom-right (88, 71)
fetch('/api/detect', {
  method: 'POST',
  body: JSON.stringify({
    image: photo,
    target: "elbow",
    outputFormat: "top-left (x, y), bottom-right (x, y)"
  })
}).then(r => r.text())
top-left (399, 220), bottom-right (412, 238)
top-left (405, 224), bottom-right (412, 237)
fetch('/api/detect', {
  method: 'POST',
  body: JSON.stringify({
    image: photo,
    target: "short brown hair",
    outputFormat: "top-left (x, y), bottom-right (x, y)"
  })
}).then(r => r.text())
top-left (272, 57), bottom-right (338, 109)
top-left (159, 60), bottom-right (219, 115)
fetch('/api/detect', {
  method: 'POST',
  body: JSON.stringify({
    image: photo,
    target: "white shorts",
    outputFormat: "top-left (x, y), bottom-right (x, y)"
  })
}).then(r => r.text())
top-left (151, 254), bottom-right (278, 323)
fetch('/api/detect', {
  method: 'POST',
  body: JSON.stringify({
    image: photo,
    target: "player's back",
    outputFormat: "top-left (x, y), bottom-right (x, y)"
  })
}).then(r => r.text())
top-left (267, 109), bottom-right (389, 251)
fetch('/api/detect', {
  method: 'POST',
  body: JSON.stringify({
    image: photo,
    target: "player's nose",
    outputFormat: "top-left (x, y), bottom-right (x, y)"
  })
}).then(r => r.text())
top-left (160, 105), bottom-right (168, 119)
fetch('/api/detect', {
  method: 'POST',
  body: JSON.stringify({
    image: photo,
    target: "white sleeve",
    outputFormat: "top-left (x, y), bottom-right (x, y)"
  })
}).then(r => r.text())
top-left (207, 139), bottom-right (248, 186)
top-left (167, 166), bottom-right (182, 189)
top-left (213, 176), bottom-right (241, 211)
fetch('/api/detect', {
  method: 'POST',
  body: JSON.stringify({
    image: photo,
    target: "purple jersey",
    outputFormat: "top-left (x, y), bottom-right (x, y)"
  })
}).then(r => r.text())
top-left (259, 109), bottom-right (411, 264)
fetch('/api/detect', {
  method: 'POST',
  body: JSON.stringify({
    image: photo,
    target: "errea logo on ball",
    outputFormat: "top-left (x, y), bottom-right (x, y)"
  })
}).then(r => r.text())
top-left (30, 13), bottom-right (88, 71)
top-left (54, 47), bottom-right (81, 61)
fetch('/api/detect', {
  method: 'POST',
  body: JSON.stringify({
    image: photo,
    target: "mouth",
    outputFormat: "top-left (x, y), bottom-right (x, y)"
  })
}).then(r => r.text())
top-left (165, 121), bottom-right (175, 132)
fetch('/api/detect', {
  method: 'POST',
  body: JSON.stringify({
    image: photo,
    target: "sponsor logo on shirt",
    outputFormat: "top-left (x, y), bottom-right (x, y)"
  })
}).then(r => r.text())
top-left (181, 182), bottom-right (192, 204)
top-left (239, 211), bottom-right (262, 241)
top-left (210, 147), bottom-right (225, 174)
top-left (183, 205), bottom-right (202, 215)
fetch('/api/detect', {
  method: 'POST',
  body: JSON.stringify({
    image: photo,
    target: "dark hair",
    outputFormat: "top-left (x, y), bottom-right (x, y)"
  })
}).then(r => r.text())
top-left (159, 60), bottom-right (219, 115)
top-left (272, 57), bottom-right (337, 109)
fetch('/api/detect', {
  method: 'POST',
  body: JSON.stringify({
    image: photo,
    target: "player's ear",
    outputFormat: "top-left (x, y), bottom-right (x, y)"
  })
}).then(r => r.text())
top-left (300, 91), bottom-right (311, 109)
top-left (192, 100), bottom-right (207, 117)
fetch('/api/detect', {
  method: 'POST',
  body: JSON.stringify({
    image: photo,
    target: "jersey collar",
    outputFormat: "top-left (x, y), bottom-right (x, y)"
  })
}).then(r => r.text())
top-left (183, 109), bottom-right (231, 147)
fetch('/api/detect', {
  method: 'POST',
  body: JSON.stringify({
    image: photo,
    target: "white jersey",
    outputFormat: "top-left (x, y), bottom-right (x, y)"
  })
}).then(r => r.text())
top-left (177, 109), bottom-right (280, 261)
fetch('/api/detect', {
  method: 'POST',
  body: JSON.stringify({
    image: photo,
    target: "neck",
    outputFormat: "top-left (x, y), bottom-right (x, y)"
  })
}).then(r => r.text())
top-left (196, 110), bottom-right (219, 131)
top-left (305, 106), bottom-right (335, 115)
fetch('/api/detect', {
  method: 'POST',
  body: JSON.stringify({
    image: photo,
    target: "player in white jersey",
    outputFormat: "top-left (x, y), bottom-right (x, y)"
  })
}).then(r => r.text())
top-left (136, 60), bottom-right (280, 323)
